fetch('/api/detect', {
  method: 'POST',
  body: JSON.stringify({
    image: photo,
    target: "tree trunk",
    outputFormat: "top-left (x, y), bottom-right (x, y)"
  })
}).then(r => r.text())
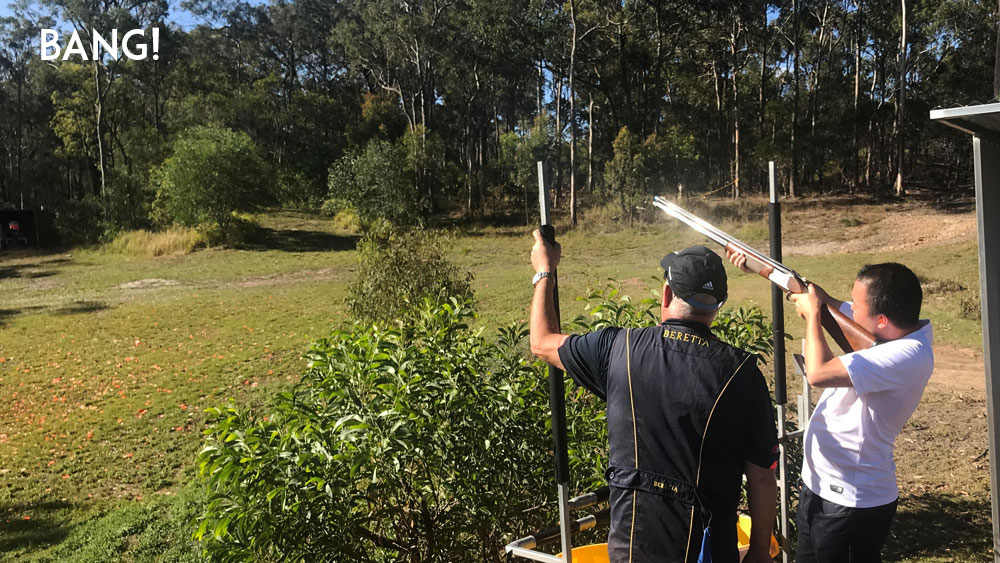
top-left (731, 20), bottom-right (741, 200)
top-left (466, 123), bottom-right (474, 215)
top-left (537, 61), bottom-right (545, 118)
top-left (759, 2), bottom-right (768, 188)
top-left (790, 0), bottom-right (800, 198)
top-left (16, 71), bottom-right (23, 209)
top-left (894, 0), bottom-right (907, 197)
top-left (569, 0), bottom-right (578, 226)
top-left (92, 60), bottom-right (107, 199)
top-left (587, 95), bottom-right (594, 195)
top-left (853, 0), bottom-right (863, 193)
top-left (554, 75), bottom-right (563, 206)
top-left (995, 0), bottom-right (1000, 98)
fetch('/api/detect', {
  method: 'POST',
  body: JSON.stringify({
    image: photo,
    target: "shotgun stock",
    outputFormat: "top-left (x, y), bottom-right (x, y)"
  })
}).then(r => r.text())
top-left (652, 197), bottom-right (876, 354)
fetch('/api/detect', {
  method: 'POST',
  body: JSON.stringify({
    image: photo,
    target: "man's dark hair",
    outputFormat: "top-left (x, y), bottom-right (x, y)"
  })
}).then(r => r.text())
top-left (856, 263), bottom-right (922, 327)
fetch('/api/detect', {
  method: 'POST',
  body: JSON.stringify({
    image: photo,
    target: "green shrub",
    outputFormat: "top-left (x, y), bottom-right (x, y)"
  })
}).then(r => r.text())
top-left (194, 300), bottom-right (563, 562)
top-left (192, 283), bottom-right (785, 562)
top-left (569, 282), bottom-right (780, 358)
top-left (154, 126), bottom-right (273, 238)
top-left (712, 306), bottom-right (784, 357)
top-left (327, 139), bottom-right (423, 231)
top-left (347, 228), bottom-right (474, 323)
top-left (197, 213), bottom-right (265, 247)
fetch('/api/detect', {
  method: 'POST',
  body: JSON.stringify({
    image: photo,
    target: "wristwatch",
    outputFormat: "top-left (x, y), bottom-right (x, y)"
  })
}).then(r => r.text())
top-left (532, 271), bottom-right (552, 286)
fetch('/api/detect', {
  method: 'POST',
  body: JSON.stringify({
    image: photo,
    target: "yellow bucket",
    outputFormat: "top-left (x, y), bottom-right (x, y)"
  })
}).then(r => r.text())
top-left (557, 543), bottom-right (609, 563)
top-left (555, 515), bottom-right (780, 562)
top-left (737, 514), bottom-right (781, 560)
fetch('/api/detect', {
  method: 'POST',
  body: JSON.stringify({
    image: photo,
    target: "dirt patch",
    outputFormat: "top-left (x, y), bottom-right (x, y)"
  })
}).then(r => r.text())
top-left (929, 345), bottom-right (985, 394)
top-left (897, 389), bottom-right (990, 498)
top-left (784, 205), bottom-right (977, 256)
top-left (27, 278), bottom-right (61, 291)
top-left (115, 278), bottom-right (181, 290)
top-left (226, 268), bottom-right (337, 288)
top-left (885, 345), bottom-right (989, 497)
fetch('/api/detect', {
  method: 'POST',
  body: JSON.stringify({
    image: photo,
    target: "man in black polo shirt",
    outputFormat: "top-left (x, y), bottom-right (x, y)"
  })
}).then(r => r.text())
top-left (529, 232), bottom-right (778, 563)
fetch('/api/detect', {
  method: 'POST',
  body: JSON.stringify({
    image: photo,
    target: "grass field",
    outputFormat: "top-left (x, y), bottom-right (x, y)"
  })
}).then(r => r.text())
top-left (0, 201), bottom-right (991, 561)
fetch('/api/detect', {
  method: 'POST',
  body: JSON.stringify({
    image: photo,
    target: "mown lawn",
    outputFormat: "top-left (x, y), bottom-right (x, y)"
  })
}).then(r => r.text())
top-left (0, 207), bottom-right (989, 561)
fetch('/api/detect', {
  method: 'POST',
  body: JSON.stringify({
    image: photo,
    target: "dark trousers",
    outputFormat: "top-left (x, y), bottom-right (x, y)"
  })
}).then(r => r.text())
top-left (796, 485), bottom-right (897, 563)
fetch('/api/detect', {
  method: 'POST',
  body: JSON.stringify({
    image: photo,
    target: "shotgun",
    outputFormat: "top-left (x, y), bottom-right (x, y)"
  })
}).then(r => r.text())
top-left (652, 196), bottom-right (876, 354)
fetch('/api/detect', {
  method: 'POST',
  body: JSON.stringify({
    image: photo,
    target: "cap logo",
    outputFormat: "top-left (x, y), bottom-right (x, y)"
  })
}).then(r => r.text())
top-left (703, 281), bottom-right (714, 290)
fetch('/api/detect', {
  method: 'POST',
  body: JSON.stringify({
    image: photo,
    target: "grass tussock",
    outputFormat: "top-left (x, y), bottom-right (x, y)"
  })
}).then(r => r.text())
top-left (106, 227), bottom-right (208, 257)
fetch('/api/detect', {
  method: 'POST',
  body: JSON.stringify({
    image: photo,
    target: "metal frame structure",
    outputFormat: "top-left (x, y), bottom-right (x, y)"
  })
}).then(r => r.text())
top-left (931, 103), bottom-right (1000, 561)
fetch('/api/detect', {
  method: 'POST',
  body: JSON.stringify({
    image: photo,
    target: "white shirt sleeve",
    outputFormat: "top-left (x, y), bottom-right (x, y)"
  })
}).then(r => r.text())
top-left (841, 338), bottom-right (924, 396)
top-left (838, 301), bottom-right (854, 320)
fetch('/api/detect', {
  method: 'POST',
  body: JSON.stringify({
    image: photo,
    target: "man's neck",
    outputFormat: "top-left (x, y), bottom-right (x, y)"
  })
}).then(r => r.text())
top-left (661, 314), bottom-right (713, 328)
top-left (876, 320), bottom-right (924, 341)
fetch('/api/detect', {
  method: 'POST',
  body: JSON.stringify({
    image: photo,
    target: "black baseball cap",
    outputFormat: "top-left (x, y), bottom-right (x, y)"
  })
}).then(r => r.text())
top-left (660, 245), bottom-right (728, 311)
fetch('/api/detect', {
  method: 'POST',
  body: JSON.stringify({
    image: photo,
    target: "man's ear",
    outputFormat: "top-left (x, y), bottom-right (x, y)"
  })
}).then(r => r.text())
top-left (662, 282), bottom-right (673, 306)
top-left (876, 314), bottom-right (889, 330)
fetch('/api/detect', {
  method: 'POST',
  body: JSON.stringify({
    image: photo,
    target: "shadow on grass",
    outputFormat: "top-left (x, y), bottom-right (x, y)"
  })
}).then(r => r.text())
top-left (0, 306), bottom-right (45, 325)
top-left (51, 301), bottom-right (109, 316)
top-left (0, 265), bottom-right (57, 280)
top-left (885, 492), bottom-right (992, 561)
top-left (240, 227), bottom-right (358, 253)
top-left (0, 499), bottom-right (72, 553)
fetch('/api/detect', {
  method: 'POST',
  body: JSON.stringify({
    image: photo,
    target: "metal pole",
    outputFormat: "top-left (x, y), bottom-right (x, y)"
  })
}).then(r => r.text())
top-left (769, 161), bottom-right (787, 405)
top-left (769, 162), bottom-right (791, 563)
top-left (538, 161), bottom-right (573, 562)
top-left (972, 137), bottom-right (1000, 560)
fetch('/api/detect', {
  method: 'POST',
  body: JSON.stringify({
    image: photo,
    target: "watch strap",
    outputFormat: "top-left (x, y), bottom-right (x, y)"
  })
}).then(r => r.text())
top-left (532, 271), bottom-right (552, 286)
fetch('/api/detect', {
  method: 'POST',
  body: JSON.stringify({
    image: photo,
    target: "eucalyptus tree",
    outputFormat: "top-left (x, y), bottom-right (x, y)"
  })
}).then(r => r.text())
top-left (40, 0), bottom-right (168, 199)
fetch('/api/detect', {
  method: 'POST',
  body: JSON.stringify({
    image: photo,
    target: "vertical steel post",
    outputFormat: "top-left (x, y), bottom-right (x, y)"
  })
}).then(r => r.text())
top-left (538, 161), bottom-right (573, 562)
top-left (972, 137), bottom-right (1000, 560)
top-left (769, 162), bottom-right (791, 563)
top-left (770, 161), bottom-right (787, 406)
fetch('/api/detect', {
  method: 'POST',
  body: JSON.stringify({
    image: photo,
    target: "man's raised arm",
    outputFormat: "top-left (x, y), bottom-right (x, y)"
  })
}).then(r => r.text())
top-left (529, 229), bottom-right (568, 369)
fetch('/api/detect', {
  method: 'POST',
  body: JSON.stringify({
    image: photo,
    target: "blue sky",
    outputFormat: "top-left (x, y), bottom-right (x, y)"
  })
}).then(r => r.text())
top-left (0, 0), bottom-right (254, 31)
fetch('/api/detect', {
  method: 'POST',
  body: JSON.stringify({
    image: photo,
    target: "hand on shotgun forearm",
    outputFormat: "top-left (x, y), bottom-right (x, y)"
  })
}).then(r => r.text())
top-left (725, 248), bottom-right (753, 274)
top-left (789, 284), bottom-right (823, 320)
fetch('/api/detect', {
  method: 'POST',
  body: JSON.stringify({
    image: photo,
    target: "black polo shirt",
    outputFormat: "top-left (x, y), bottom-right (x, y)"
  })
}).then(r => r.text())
top-left (558, 318), bottom-right (778, 563)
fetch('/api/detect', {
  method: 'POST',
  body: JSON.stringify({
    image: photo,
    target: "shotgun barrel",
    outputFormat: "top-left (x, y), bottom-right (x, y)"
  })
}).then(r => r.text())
top-left (651, 196), bottom-right (876, 353)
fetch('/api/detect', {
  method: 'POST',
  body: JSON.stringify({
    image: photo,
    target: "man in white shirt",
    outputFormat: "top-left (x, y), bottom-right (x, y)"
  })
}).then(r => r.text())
top-left (728, 258), bottom-right (933, 563)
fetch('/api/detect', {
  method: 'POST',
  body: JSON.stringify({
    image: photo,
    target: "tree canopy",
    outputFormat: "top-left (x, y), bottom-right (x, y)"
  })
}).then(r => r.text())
top-left (0, 0), bottom-right (992, 238)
